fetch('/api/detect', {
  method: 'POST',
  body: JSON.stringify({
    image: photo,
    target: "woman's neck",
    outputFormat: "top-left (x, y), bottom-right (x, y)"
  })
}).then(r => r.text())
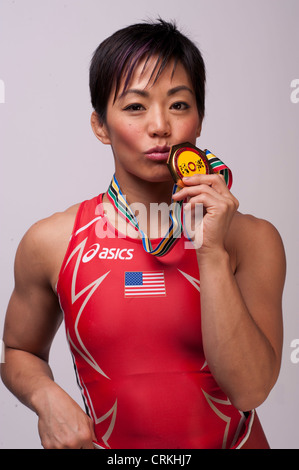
top-left (115, 171), bottom-right (174, 206)
top-left (105, 172), bottom-right (176, 238)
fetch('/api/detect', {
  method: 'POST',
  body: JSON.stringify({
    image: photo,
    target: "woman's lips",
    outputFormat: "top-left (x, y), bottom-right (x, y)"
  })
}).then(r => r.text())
top-left (145, 146), bottom-right (171, 161)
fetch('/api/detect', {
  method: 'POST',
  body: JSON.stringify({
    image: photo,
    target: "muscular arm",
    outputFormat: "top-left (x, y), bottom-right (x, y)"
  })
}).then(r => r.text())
top-left (173, 175), bottom-right (286, 411)
top-left (1, 213), bottom-right (96, 448)
top-left (199, 215), bottom-right (285, 411)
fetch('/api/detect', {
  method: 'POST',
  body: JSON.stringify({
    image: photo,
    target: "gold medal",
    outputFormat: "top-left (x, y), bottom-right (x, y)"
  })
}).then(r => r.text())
top-left (167, 142), bottom-right (213, 187)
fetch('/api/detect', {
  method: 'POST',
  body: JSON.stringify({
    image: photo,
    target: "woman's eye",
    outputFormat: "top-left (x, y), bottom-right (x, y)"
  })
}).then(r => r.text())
top-left (171, 102), bottom-right (190, 110)
top-left (123, 103), bottom-right (145, 112)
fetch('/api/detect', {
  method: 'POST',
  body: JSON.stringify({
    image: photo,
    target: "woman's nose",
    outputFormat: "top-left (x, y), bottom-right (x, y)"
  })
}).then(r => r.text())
top-left (147, 109), bottom-right (171, 137)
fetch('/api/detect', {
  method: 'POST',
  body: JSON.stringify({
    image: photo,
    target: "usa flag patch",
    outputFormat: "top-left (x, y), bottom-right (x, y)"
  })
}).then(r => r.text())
top-left (124, 271), bottom-right (166, 297)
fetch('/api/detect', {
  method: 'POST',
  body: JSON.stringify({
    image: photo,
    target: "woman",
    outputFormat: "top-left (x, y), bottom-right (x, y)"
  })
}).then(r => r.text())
top-left (1, 19), bottom-right (285, 449)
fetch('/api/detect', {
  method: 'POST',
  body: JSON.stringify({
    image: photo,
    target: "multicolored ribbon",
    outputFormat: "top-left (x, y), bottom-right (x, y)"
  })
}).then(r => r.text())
top-left (206, 150), bottom-right (233, 189)
top-left (108, 176), bottom-right (182, 257)
top-left (107, 150), bottom-right (232, 257)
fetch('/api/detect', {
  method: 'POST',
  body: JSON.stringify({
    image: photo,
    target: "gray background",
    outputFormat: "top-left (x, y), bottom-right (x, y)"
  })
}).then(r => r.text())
top-left (0, 0), bottom-right (298, 449)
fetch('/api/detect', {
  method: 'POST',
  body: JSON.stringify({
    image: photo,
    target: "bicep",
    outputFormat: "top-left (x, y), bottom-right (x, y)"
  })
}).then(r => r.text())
top-left (3, 225), bottom-right (63, 362)
top-left (235, 219), bottom-right (286, 366)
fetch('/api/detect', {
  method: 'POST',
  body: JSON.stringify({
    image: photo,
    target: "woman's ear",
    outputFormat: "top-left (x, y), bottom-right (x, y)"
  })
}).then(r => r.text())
top-left (90, 111), bottom-right (111, 145)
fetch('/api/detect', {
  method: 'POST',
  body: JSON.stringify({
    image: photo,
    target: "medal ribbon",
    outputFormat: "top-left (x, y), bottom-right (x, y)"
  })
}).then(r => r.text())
top-left (107, 150), bottom-right (232, 257)
top-left (206, 150), bottom-right (233, 189)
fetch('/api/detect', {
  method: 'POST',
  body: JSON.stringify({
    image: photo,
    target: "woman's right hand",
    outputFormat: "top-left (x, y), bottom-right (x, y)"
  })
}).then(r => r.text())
top-left (35, 382), bottom-right (96, 449)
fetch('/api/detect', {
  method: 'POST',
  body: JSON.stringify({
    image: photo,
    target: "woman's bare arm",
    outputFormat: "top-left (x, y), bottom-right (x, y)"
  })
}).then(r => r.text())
top-left (1, 213), bottom-right (96, 448)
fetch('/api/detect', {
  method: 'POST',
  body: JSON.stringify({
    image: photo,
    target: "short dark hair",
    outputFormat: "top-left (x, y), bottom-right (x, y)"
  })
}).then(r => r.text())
top-left (89, 19), bottom-right (206, 123)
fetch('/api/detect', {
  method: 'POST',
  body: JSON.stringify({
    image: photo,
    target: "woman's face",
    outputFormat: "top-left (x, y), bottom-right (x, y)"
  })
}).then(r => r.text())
top-left (92, 57), bottom-right (202, 186)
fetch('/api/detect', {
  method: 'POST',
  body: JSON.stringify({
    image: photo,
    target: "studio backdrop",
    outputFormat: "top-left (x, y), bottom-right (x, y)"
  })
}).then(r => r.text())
top-left (0, 0), bottom-right (298, 449)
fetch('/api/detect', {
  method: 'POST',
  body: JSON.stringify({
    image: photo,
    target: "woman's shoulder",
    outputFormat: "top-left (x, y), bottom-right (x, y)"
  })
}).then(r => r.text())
top-left (15, 202), bottom-right (82, 289)
top-left (23, 202), bottom-right (81, 247)
top-left (231, 211), bottom-right (283, 244)
top-left (228, 211), bottom-right (286, 272)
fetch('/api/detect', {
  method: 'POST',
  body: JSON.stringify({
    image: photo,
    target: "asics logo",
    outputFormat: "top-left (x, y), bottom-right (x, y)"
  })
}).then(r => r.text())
top-left (82, 243), bottom-right (134, 262)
